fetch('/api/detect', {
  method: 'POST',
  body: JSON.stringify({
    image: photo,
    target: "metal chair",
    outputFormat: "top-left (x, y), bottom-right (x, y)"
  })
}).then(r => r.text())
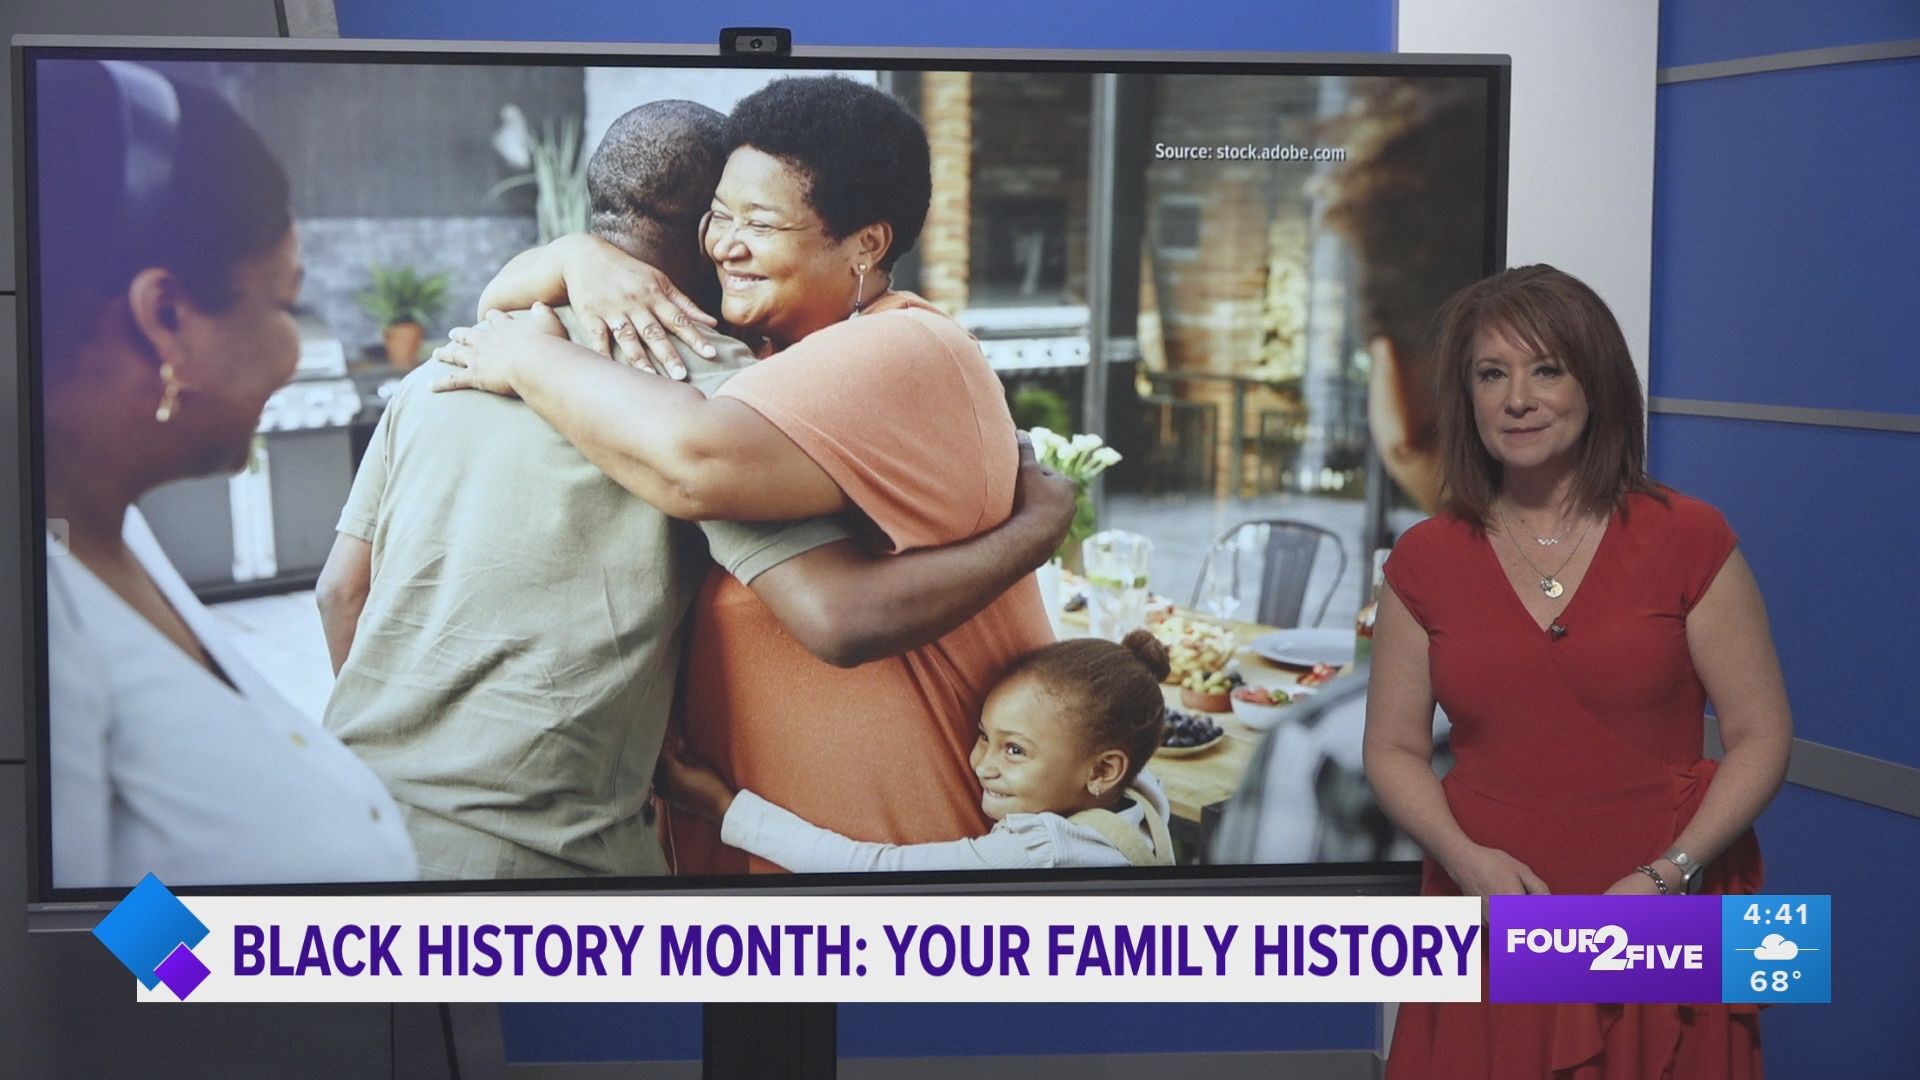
top-left (1190, 519), bottom-right (1349, 629)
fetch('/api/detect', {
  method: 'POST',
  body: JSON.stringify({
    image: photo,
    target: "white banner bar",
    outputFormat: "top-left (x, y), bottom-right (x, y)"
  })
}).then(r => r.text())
top-left (135, 895), bottom-right (1483, 1003)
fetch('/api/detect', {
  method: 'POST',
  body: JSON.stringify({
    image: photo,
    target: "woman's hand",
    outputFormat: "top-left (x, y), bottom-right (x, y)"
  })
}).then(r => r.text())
top-left (654, 738), bottom-right (737, 825)
top-left (430, 309), bottom-right (556, 397)
top-left (1442, 843), bottom-right (1552, 896)
top-left (1011, 432), bottom-right (1079, 558)
top-left (514, 299), bottom-right (571, 340)
top-left (1604, 868), bottom-right (1669, 896)
top-left (558, 234), bottom-right (719, 377)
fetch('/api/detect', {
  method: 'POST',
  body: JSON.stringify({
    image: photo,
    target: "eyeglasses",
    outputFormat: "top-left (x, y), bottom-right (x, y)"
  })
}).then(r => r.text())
top-left (701, 208), bottom-right (822, 249)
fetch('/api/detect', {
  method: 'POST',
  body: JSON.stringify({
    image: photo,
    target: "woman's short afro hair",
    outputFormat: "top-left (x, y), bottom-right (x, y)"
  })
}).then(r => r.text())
top-left (723, 76), bottom-right (932, 271)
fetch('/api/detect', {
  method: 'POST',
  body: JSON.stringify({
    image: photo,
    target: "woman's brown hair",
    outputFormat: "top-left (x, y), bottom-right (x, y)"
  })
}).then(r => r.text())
top-left (1004, 630), bottom-right (1169, 789)
top-left (1429, 264), bottom-right (1664, 529)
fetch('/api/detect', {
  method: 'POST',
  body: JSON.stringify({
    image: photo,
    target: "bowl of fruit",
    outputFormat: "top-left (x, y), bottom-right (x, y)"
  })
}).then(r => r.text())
top-left (1153, 615), bottom-right (1238, 708)
top-left (1157, 709), bottom-right (1225, 757)
top-left (1229, 684), bottom-right (1314, 731)
top-left (1178, 669), bottom-right (1242, 713)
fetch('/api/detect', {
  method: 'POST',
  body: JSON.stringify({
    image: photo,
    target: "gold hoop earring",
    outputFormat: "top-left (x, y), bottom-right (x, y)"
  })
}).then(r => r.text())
top-left (154, 363), bottom-right (183, 423)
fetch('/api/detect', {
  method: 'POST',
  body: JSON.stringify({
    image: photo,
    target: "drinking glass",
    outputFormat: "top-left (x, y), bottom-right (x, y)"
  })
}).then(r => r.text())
top-left (1082, 530), bottom-right (1153, 642)
top-left (1197, 540), bottom-right (1242, 623)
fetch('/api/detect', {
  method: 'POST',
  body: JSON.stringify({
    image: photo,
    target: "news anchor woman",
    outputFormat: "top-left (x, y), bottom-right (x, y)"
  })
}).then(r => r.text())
top-left (37, 61), bottom-right (416, 887)
top-left (1363, 265), bottom-right (1790, 1077)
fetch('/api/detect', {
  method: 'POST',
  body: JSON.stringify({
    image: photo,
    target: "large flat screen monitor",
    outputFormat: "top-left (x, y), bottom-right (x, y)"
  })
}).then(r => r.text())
top-left (15, 37), bottom-right (1507, 913)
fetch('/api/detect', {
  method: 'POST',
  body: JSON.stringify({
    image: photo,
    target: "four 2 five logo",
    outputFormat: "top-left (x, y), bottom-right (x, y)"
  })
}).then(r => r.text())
top-left (1490, 897), bottom-right (1722, 1003)
top-left (92, 874), bottom-right (213, 999)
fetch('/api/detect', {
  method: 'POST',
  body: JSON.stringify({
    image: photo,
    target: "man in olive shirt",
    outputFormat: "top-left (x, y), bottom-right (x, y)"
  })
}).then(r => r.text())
top-left (317, 101), bottom-right (1070, 879)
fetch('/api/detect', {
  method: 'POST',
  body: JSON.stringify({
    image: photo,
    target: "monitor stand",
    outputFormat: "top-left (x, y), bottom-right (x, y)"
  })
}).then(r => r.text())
top-left (420, 1002), bottom-right (835, 1077)
top-left (704, 1002), bottom-right (837, 1079)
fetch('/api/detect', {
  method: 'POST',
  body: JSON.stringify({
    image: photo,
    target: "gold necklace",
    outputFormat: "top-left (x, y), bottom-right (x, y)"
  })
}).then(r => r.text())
top-left (1501, 512), bottom-right (1597, 598)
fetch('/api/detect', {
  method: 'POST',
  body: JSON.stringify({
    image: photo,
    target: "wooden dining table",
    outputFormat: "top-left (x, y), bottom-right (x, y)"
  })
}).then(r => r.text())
top-left (1057, 604), bottom-right (1327, 858)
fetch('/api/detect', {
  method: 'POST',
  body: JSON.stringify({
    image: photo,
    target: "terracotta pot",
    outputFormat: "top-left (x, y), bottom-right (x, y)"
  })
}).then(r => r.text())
top-left (383, 321), bottom-right (426, 370)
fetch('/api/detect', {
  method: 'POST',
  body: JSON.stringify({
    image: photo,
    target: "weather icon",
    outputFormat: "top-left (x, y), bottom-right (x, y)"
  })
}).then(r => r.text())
top-left (1752, 934), bottom-right (1799, 961)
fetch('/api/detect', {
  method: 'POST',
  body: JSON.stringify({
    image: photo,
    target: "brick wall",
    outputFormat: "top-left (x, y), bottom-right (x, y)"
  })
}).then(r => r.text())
top-left (1142, 75), bottom-right (1330, 491)
top-left (919, 72), bottom-right (972, 313)
top-left (969, 73), bottom-right (1091, 306)
top-left (1144, 74), bottom-right (1325, 376)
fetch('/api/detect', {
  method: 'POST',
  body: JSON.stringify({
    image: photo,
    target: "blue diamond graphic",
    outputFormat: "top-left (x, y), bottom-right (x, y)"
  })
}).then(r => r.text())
top-left (93, 874), bottom-right (210, 990)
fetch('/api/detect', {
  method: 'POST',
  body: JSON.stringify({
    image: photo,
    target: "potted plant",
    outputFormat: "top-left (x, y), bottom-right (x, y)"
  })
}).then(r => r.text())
top-left (1011, 385), bottom-right (1072, 434)
top-left (357, 264), bottom-right (450, 370)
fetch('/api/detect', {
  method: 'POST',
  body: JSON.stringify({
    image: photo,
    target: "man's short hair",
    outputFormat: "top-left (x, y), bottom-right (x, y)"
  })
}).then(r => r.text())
top-left (587, 99), bottom-right (728, 235)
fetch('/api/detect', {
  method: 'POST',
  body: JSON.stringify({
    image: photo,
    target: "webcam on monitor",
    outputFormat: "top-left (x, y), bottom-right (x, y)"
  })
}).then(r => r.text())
top-left (720, 27), bottom-right (792, 58)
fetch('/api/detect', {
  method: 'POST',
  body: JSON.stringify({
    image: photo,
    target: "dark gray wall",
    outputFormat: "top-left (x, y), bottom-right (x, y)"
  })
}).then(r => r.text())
top-left (147, 59), bottom-right (584, 219)
top-left (1, 767), bottom-right (395, 1079)
top-left (3, 296), bottom-right (18, 765)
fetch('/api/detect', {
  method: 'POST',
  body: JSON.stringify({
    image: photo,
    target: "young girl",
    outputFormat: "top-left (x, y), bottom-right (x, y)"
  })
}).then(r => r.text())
top-left (658, 630), bottom-right (1177, 871)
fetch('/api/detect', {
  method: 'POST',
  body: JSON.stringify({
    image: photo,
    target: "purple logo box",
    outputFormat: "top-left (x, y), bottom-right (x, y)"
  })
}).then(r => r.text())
top-left (1489, 897), bottom-right (1721, 1003)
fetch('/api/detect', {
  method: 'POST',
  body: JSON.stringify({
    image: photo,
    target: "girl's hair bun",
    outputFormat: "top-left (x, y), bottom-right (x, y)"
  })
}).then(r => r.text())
top-left (1120, 628), bottom-right (1171, 682)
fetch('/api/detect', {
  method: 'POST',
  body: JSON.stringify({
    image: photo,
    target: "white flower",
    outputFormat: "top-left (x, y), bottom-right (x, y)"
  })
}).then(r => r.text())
top-left (492, 104), bottom-right (532, 169)
top-left (1026, 427), bottom-right (1121, 479)
top-left (1025, 427), bottom-right (1065, 461)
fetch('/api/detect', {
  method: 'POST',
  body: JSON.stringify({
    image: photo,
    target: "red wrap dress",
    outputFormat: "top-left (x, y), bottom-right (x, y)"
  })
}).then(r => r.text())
top-left (1384, 491), bottom-right (1764, 1079)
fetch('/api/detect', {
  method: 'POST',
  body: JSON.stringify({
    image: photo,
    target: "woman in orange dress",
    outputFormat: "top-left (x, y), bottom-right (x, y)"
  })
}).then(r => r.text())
top-left (1363, 265), bottom-right (1792, 1077)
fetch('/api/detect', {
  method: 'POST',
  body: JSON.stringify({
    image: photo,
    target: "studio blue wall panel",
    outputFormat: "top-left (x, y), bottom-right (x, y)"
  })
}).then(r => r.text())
top-left (1650, 58), bottom-right (1920, 416)
top-left (335, 0), bottom-right (1395, 52)
top-left (1648, 413), bottom-right (1920, 770)
top-left (1653, 4), bottom-right (1916, 1073)
top-left (503, 1000), bottom-right (1379, 1063)
top-left (1748, 784), bottom-right (1919, 1079)
top-left (840, 1002), bottom-right (1375, 1058)
top-left (1658, 0), bottom-right (1920, 69)
top-left (502, 1003), bottom-right (702, 1063)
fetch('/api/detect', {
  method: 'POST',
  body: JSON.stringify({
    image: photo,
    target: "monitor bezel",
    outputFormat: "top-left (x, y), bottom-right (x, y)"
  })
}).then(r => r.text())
top-left (13, 35), bottom-right (1508, 922)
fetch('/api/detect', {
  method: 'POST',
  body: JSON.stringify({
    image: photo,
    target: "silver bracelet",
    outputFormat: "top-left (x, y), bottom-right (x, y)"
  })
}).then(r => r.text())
top-left (1634, 864), bottom-right (1671, 894)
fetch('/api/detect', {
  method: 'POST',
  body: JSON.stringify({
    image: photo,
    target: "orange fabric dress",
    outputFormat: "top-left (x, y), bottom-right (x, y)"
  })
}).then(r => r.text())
top-left (1383, 491), bottom-right (1764, 1079)
top-left (666, 292), bottom-right (1053, 876)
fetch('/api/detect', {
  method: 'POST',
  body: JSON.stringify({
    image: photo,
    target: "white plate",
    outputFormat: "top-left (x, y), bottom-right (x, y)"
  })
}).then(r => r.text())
top-left (1250, 628), bottom-right (1355, 668)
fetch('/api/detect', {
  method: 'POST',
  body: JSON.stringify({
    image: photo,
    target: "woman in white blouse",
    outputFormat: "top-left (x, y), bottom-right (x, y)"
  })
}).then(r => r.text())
top-left (37, 60), bottom-right (415, 887)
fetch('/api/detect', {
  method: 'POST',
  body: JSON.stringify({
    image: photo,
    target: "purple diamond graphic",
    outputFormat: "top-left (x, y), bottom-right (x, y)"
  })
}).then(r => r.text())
top-left (154, 943), bottom-right (211, 999)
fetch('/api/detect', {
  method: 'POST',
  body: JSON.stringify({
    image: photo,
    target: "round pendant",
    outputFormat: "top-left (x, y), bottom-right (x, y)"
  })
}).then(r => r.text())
top-left (1541, 578), bottom-right (1564, 599)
